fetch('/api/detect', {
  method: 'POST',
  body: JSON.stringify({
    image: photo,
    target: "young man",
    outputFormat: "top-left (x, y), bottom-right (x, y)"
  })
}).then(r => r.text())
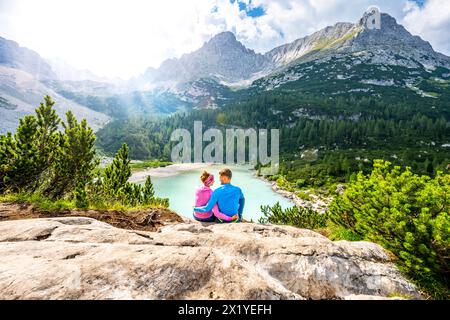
top-left (193, 168), bottom-right (245, 223)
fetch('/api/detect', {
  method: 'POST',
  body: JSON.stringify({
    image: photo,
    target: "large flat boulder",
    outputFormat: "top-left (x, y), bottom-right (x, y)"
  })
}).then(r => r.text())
top-left (0, 217), bottom-right (421, 300)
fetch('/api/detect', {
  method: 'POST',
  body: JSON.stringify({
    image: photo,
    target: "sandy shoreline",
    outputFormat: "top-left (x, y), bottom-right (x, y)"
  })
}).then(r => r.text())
top-left (129, 163), bottom-right (212, 183)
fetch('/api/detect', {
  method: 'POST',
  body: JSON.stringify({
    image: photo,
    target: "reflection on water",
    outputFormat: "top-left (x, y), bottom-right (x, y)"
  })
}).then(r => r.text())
top-left (146, 164), bottom-right (294, 222)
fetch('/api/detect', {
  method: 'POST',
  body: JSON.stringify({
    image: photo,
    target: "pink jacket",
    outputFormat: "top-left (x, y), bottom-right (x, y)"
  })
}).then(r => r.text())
top-left (193, 186), bottom-right (236, 221)
top-left (194, 186), bottom-right (214, 219)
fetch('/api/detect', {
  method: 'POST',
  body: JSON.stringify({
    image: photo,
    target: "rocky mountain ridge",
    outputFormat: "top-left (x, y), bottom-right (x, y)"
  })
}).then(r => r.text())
top-left (140, 11), bottom-right (450, 90)
top-left (1, 9), bottom-right (449, 126)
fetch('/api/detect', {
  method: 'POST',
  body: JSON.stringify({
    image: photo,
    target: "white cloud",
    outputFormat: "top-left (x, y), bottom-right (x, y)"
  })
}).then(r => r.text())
top-left (402, 0), bottom-right (450, 55)
top-left (0, 0), bottom-right (448, 78)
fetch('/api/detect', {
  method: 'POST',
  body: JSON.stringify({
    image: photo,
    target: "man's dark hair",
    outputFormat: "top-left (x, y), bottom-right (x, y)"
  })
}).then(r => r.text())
top-left (219, 168), bottom-right (232, 179)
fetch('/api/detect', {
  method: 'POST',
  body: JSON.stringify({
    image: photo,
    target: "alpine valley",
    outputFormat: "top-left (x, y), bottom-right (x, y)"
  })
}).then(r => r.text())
top-left (94, 10), bottom-right (449, 179)
top-left (1, 10), bottom-right (449, 172)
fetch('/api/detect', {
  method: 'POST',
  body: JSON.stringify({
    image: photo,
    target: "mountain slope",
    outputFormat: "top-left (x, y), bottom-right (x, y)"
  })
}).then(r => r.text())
top-left (266, 12), bottom-right (450, 71)
top-left (0, 37), bottom-right (111, 133)
top-left (0, 66), bottom-right (110, 134)
top-left (266, 22), bottom-right (357, 68)
top-left (0, 37), bottom-right (56, 80)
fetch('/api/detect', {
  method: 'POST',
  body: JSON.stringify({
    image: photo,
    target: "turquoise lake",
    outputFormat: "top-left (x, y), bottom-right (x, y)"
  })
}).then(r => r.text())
top-left (146, 165), bottom-right (294, 222)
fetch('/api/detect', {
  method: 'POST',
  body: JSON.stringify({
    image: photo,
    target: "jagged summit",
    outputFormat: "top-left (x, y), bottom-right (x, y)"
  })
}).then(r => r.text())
top-left (355, 12), bottom-right (433, 51)
top-left (208, 31), bottom-right (238, 43)
top-left (144, 30), bottom-right (267, 84)
top-left (202, 30), bottom-right (258, 58)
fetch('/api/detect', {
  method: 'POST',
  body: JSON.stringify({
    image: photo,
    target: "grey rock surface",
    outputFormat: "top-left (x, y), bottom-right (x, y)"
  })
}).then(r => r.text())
top-left (0, 217), bottom-right (422, 300)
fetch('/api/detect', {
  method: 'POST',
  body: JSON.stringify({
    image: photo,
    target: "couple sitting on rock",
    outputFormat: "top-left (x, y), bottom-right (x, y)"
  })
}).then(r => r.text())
top-left (193, 168), bottom-right (245, 223)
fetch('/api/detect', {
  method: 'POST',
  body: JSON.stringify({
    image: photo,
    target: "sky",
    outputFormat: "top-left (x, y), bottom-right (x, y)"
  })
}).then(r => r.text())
top-left (0, 0), bottom-right (449, 79)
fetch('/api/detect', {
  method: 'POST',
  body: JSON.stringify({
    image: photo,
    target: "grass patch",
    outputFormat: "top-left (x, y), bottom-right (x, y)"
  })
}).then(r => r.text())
top-left (0, 193), bottom-right (74, 211)
top-left (387, 292), bottom-right (413, 300)
top-left (130, 160), bottom-right (172, 172)
top-left (325, 224), bottom-right (364, 242)
top-left (0, 192), bottom-right (167, 213)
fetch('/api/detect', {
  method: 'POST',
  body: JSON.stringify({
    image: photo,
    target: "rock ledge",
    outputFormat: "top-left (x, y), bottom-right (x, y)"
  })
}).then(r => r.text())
top-left (0, 217), bottom-right (421, 300)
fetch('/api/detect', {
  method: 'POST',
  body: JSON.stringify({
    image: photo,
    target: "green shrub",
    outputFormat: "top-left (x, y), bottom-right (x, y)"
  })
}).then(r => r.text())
top-left (327, 225), bottom-right (363, 242)
top-left (329, 160), bottom-right (449, 299)
top-left (259, 202), bottom-right (328, 229)
top-left (74, 184), bottom-right (88, 209)
top-left (45, 111), bottom-right (97, 199)
top-left (296, 191), bottom-right (311, 201)
top-left (295, 179), bottom-right (306, 188)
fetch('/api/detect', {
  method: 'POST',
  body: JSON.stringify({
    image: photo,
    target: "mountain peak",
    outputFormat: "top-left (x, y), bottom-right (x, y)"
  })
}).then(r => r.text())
top-left (145, 30), bottom-right (267, 84)
top-left (358, 11), bottom-right (400, 31)
top-left (354, 11), bottom-right (434, 52)
top-left (209, 31), bottom-right (237, 43)
top-left (205, 31), bottom-right (243, 51)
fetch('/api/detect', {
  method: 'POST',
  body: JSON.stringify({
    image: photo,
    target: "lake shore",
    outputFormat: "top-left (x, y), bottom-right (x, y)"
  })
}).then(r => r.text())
top-left (256, 175), bottom-right (332, 213)
top-left (129, 163), bottom-right (212, 183)
top-left (130, 162), bottom-right (330, 213)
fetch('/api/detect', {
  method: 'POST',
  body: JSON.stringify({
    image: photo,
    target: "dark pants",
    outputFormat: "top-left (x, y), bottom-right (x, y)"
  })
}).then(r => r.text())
top-left (193, 214), bottom-right (216, 223)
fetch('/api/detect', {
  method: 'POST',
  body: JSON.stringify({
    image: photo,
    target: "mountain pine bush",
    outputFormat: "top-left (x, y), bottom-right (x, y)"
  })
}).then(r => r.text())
top-left (259, 202), bottom-right (328, 229)
top-left (45, 111), bottom-right (98, 198)
top-left (329, 160), bottom-right (449, 299)
top-left (74, 183), bottom-right (88, 209)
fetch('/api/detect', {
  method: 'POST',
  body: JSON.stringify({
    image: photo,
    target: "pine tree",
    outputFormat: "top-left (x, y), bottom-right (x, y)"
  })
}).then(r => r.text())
top-left (45, 111), bottom-right (97, 198)
top-left (0, 133), bottom-right (15, 192)
top-left (142, 176), bottom-right (155, 205)
top-left (0, 116), bottom-right (39, 192)
top-left (34, 96), bottom-right (60, 173)
top-left (103, 143), bottom-right (131, 197)
top-left (74, 183), bottom-right (88, 209)
top-left (0, 96), bottom-right (60, 193)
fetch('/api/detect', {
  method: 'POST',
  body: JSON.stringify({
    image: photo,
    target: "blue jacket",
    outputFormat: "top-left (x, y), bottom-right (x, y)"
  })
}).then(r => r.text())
top-left (193, 183), bottom-right (245, 218)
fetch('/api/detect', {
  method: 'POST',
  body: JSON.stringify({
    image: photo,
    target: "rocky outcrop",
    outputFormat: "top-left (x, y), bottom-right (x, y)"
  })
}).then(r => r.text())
top-left (0, 217), bottom-right (421, 300)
